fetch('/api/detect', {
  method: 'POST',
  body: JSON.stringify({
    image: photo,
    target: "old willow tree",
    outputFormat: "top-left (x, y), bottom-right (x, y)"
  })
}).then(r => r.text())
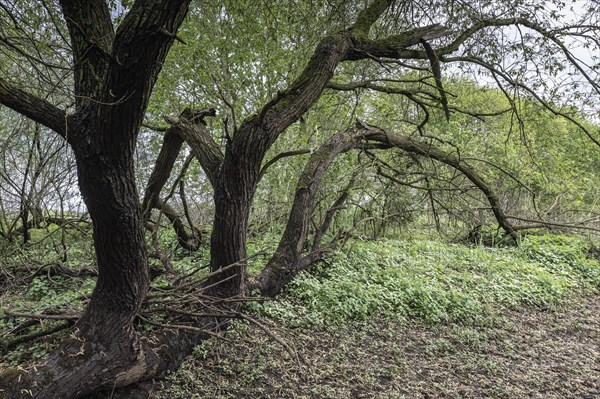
top-left (0, 0), bottom-right (598, 397)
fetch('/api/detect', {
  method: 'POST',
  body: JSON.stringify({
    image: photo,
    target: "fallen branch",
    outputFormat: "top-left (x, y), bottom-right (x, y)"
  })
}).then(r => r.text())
top-left (139, 316), bottom-right (232, 343)
top-left (1, 321), bottom-right (73, 352)
top-left (3, 311), bottom-right (80, 320)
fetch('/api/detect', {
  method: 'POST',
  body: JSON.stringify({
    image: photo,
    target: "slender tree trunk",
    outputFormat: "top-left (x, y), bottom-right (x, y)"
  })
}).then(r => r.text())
top-left (254, 130), bottom-right (362, 296)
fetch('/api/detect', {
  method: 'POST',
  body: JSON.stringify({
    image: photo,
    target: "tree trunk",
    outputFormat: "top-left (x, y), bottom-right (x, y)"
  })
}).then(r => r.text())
top-left (254, 130), bottom-right (363, 296)
top-left (206, 149), bottom-right (259, 297)
top-left (0, 132), bottom-right (150, 398)
top-left (73, 145), bottom-right (149, 338)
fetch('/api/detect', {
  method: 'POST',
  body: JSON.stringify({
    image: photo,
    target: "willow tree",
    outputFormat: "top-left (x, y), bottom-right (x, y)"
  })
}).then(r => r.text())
top-left (0, 0), bottom-right (598, 397)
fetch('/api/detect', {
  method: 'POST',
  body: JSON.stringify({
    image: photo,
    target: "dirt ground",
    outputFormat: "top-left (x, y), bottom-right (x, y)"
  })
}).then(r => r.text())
top-left (151, 295), bottom-right (600, 399)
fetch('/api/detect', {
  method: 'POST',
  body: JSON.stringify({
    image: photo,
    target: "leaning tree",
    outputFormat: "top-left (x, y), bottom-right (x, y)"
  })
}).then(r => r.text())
top-left (0, 0), bottom-right (598, 397)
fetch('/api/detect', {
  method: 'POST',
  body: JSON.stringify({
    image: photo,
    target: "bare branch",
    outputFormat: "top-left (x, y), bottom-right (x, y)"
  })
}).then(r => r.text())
top-left (441, 55), bottom-right (600, 147)
top-left (169, 108), bottom-right (223, 187)
top-left (259, 149), bottom-right (311, 182)
top-left (4, 311), bottom-right (80, 320)
top-left (420, 39), bottom-right (449, 121)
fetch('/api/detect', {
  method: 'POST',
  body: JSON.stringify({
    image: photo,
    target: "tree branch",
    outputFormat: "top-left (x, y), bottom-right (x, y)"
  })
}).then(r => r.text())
top-left (359, 126), bottom-right (517, 240)
top-left (352, 0), bottom-right (393, 37)
top-left (165, 108), bottom-right (223, 187)
top-left (347, 24), bottom-right (451, 60)
top-left (231, 3), bottom-right (451, 168)
top-left (0, 78), bottom-right (68, 139)
top-left (92, 0), bottom-right (191, 143)
top-left (253, 130), bottom-right (367, 296)
top-left (440, 55), bottom-right (600, 147)
top-left (258, 149), bottom-right (311, 182)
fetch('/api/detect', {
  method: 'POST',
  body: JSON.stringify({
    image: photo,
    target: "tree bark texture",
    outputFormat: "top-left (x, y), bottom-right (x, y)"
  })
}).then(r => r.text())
top-left (254, 130), bottom-right (364, 296)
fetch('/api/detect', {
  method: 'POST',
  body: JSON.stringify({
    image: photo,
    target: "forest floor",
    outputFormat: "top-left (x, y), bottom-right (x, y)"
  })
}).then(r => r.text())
top-left (2, 235), bottom-right (599, 398)
top-left (154, 293), bottom-right (599, 399)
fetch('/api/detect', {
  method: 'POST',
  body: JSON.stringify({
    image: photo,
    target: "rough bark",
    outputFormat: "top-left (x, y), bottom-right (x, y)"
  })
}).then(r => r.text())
top-left (142, 108), bottom-right (218, 251)
top-left (59, 0), bottom-right (114, 109)
top-left (142, 128), bottom-right (186, 216)
top-left (3, 136), bottom-right (153, 397)
top-left (171, 108), bottom-right (222, 187)
top-left (155, 198), bottom-right (200, 252)
top-left (143, 107), bottom-right (219, 214)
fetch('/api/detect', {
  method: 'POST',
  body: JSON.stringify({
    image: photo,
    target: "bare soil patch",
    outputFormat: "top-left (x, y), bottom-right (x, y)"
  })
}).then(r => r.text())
top-left (153, 295), bottom-right (600, 399)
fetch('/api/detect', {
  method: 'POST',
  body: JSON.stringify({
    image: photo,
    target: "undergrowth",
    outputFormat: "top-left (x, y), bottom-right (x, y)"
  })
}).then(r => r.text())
top-left (250, 235), bottom-right (599, 327)
top-left (1, 233), bottom-right (598, 375)
top-left (158, 234), bottom-right (599, 399)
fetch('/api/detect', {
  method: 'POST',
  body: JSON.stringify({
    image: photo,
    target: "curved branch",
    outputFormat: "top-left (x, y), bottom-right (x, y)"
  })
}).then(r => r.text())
top-left (165, 108), bottom-right (223, 188)
top-left (233, 9), bottom-right (451, 162)
top-left (254, 124), bottom-right (519, 297)
top-left (253, 130), bottom-right (365, 296)
top-left (143, 107), bottom-right (219, 218)
top-left (361, 126), bottom-right (517, 240)
top-left (258, 149), bottom-right (311, 182)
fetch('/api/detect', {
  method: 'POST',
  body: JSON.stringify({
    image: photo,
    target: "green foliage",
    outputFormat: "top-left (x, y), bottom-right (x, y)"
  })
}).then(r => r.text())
top-left (518, 235), bottom-right (600, 287)
top-left (9, 276), bottom-right (94, 315)
top-left (252, 236), bottom-right (599, 327)
top-left (0, 232), bottom-right (95, 363)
